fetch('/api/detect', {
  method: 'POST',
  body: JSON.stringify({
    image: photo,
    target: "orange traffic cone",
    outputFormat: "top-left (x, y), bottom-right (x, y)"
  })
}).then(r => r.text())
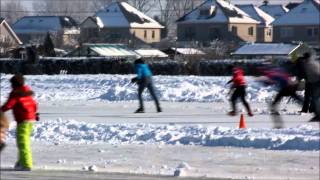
top-left (239, 113), bottom-right (246, 129)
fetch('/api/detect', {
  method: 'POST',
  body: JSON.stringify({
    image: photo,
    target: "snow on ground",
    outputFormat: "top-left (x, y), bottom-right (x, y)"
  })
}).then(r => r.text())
top-left (6, 118), bottom-right (318, 150)
top-left (0, 74), bottom-right (277, 103)
top-left (1, 74), bottom-right (319, 179)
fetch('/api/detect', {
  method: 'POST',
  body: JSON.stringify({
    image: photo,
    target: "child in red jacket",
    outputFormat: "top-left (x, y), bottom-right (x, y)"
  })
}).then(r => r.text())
top-left (227, 67), bottom-right (253, 116)
top-left (1, 74), bottom-right (38, 171)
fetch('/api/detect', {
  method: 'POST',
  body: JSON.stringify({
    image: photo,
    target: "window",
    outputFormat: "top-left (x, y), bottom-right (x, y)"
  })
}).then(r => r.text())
top-left (248, 27), bottom-right (254, 36)
top-left (231, 26), bottom-right (237, 34)
top-left (280, 27), bottom-right (293, 37)
top-left (152, 30), bottom-right (155, 39)
top-left (209, 28), bottom-right (220, 40)
top-left (144, 30), bottom-right (147, 38)
top-left (307, 27), bottom-right (319, 37)
top-left (267, 28), bottom-right (272, 36)
top-left (184, 27), bottom-right (195, 40)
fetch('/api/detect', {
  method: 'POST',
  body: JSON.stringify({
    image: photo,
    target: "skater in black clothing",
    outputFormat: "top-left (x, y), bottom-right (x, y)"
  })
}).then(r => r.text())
top-left (227, 67), bottom-right (253, 116)
top-left (298, 53), bottom-right (320, 122)
top-left (295, 54), bottom-right (315, 113)
top-left (131, 59), bottom-right (161, 113)
top-left (257, 67), bottom-right (303, 128)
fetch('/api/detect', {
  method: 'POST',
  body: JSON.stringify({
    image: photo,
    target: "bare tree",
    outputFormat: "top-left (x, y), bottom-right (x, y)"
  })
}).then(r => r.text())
top-left (32, 0), bottom-right (91, 21)
top-left (0, 0), bottom-right (27, 24)
top-left (91, 0), bottom-right (114, 11)
top-left (172, 0), bottom-right (194, 20)
top-left (128, 0), bottom-right (155, 13)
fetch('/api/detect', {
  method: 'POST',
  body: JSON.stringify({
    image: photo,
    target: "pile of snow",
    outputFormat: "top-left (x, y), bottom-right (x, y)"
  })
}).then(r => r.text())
top-left (0, 74), bottom-right (277, 103)
top-left (7, 119), bottom-right (319, 151)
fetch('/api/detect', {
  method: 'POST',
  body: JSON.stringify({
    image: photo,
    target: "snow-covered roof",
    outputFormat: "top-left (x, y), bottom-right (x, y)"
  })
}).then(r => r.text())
top-left (84, 44), bottom-right (138, 57)
top-left (0, 18), bottom-right (23, 45)
top-left (172, 48), bottom-right (206, 55)
top-left (232, 43), bottom-right (303, 56)
top-left (95, 2), bottom-right (163, 29)
top-left (237, 5), bottom-right (274, 26)
top-left (259, 4), bottom-right (289, 19)
top-left (177, 0), bottom-right (259, 24)
top-left (135, 49), bottom-right (168, 58)
top-left (13, 16), bottom-right (78, 34)
top-left (272, 0), bottom-right (320, 26)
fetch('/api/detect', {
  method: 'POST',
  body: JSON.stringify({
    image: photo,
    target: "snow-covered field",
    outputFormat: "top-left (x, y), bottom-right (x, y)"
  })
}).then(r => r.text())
top-left (1, 74), bottom-right (319, 179)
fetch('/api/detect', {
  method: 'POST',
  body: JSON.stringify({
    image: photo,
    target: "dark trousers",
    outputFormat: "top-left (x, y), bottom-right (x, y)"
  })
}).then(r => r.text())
top-left (310, 82), bottom-right (320, 118)
top-left (301, 83), bottom-right (314, 113)
top-left (271, 84), bottom-right (303, 111)
top-left (231, 86), bottom-right (252, 113)
top-left (138, 77), bottom-right (160, 109)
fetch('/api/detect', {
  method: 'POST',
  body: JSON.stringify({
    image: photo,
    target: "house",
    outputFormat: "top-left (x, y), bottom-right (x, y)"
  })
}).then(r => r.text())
top-left (237, 5), bottom-right (274, 42)
top-left (134, 49), bottom-right (168, 59)
top-left (80, 2), bottom-right (164, 45)
top-left (66, 43), bottom-right (138, 59)
top-left (162, 47), bottom-right (205, 60)
top-left (232, 43), bottom-right (310, 59)
top-left (259, 3), bottom-right (289, 19)
top-left (272, 0), bottom-right (320, 45)
top-left (0, 17), bottom-right (23, 56)
top-left (176, 0), bottom-right (260, 44)
top-left (13, 16), bottom-right (79, 47)
top-left (286, 2), bottom-right (301, 10)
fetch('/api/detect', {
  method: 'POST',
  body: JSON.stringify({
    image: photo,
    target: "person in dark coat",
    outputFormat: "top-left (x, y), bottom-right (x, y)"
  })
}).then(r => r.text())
top-left (131, 59), bottom-right (161, 113)
top-left (227, 66), bottom-right (253, 116)
top-left (300, 52), bottom-right (320, 122)
top-left (295, 54), bottom-right (314, 113)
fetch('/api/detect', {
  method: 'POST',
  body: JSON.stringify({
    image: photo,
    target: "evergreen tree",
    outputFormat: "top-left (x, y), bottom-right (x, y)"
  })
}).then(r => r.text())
top-left (43, 32), bottom-right (56, 57)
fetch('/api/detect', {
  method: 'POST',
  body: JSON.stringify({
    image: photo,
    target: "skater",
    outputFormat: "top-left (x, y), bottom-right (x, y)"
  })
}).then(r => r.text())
top-left (295, 54), bottom-right (314, 113)
top-left (1, 74), bottom-right (38, 171)
top-left (300, 52), bottom-right (320, 122)
top-left (227, 66), bottom-right (253, 116)
top-left (131, 59), bottom-right (162, 113)
top-left (0, 111), bottom-right (9, 152)
top-left (257, 66), bottom-right (303, 128)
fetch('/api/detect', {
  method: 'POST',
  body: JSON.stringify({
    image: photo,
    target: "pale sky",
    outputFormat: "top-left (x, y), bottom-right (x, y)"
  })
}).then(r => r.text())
top-left (19, 0), bottom-right (304, 10)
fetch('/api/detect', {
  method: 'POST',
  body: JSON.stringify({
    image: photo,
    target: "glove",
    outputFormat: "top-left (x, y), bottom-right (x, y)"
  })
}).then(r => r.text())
top-left (131, 77), bottom-right (138, 83)
top-left (36, 113), bottom-right (40, 121)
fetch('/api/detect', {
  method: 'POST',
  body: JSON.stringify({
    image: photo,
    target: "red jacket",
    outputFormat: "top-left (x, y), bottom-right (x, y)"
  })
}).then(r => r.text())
top-left (232, 67), bottom-right (246, 87)
top-left (1, 85), bottom-right (37, 124)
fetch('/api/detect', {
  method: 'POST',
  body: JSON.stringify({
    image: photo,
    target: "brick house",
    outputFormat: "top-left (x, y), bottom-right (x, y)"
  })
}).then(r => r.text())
top-left (80, 1), bottom-right (164, 45)
top-left (237, 5), bottom-right (274, 42)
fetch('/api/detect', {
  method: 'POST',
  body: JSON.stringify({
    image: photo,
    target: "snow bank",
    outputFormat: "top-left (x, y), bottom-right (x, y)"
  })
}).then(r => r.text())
top-left (0, 74), bottom-right (276, 103)
top-left (7, 119), bottom-right (319, 151)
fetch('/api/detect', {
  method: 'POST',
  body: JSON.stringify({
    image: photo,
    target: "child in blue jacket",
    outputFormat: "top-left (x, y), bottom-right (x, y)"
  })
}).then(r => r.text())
top-left (131, 59), bottom-right (161, 113)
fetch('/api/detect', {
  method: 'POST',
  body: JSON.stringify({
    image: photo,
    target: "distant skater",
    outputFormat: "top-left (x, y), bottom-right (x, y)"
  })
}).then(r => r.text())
top-left (131, 59), bottom-right (162, 113)
top-left (227, 66), bottom-right (253, 116)
top-left (1, 74), bottom-right (38, 171)
top-left (0, 111), bottom-right (9, 152)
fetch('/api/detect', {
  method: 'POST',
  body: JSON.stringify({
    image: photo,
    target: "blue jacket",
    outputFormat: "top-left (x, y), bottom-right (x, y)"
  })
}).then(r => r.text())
top-left (135, 64), bottom-right (152, 79)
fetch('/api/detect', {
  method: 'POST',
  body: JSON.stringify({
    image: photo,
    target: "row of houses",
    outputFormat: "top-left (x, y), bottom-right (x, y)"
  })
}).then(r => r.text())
top-left (1, 0), bottom-right (319, 57)
top-left (177, 0), bottom-right (319, 44)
